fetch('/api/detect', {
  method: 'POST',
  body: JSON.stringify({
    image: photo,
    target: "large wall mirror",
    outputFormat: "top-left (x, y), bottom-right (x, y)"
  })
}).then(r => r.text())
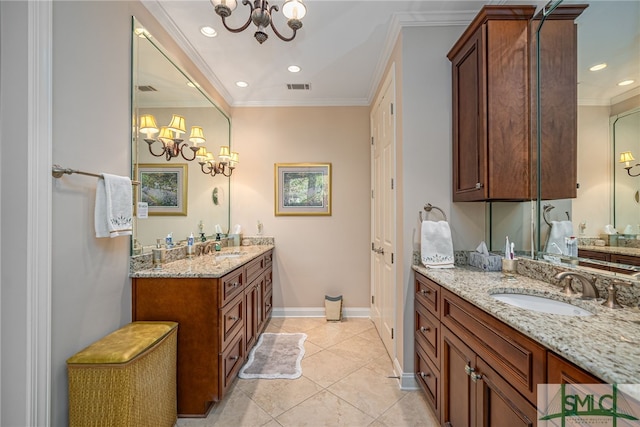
top-left (536, 1), bottom-right (640, 273)
top-left (131, 17), bottom-right (231, 252)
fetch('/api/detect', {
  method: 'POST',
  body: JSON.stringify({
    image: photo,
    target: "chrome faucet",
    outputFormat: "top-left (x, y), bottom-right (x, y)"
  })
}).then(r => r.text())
top-left (554, 271), bottom-right (599, 299)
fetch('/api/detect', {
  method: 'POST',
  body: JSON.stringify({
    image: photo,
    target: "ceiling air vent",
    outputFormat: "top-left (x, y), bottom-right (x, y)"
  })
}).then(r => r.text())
top-left (137, 85), bottom-right (158, 92)
top-left (286, 83), bottom-right (311, 90)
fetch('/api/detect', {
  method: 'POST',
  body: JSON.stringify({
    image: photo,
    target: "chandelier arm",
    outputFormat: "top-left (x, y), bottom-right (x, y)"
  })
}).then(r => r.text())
top-left (269, 19), bottom-right (298, 42)
top-left (627, 165), bottom-right (640, 177)
top-left (146, 140), bottom-right (168, 158)
top-left (180, 145), bottom-right (198, 162)
top-left (221, 14), bottom-right (254, 33)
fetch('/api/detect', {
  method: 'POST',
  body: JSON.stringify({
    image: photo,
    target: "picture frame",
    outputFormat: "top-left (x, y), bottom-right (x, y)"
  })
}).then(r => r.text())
top-left (136, 163), bottom-right (188, 216)
top-left (275, 163), bottom-right (331, 216)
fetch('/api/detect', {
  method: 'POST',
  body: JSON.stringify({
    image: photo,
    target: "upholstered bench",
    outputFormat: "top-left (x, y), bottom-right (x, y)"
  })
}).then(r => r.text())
top-left (67, 321), bottom-right (178, 427)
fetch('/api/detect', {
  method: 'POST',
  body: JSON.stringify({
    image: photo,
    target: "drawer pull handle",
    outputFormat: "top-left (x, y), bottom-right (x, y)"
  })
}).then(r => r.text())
top-left (420, 371), bottom-right (430, 379)
top-left (464, 364), bottom-right (474, 376)
top-left (420, 289), bottom-right (430, 295)
top-left (229, 316), bottom-right (239, 321)
top-left (229, 355), bottom-right (240, 361)
top-left (420, 326), bottom-right (430, 333)
top-left (470, 372), bottom-right (483, 383)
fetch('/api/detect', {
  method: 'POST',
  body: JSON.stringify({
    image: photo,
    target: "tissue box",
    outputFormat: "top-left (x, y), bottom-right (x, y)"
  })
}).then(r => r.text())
top-left (468, 252), bottom-right (502, 271)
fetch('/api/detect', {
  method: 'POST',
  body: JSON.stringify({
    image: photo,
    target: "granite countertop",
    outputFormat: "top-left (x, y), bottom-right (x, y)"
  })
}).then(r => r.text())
top-left (580, 245), bottom-right (640, 257)
top-left (412, 264), bottom-right (640, 386)
top-left (130, 245), bottom-right (274, 279)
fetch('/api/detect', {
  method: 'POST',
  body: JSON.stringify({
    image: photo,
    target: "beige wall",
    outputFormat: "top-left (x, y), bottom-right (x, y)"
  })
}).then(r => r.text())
top-left (230, 106), bottom-right (371, 311)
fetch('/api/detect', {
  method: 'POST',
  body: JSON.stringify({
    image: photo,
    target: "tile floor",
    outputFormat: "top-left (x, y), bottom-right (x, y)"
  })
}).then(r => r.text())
top-left (176, 317), bottom-right (439, 427)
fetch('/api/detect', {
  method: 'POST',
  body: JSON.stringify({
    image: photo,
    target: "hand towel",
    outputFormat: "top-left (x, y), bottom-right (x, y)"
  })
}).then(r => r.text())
top-left (421, 220), bottom-right (454, 269)
top-left (95, 173), bottom-right (133, 238)
top-left (544, 220), bottom-right (573, 255)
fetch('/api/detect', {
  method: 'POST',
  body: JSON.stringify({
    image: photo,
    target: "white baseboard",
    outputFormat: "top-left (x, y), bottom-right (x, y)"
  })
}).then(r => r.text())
top-left (271, 307), bottom-right (370, 318)
top-left (392, 357), bottom-right (419, 390)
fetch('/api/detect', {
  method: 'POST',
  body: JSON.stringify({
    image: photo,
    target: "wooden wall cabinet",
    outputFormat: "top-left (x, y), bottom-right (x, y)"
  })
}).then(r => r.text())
top-left (578, 248), bottom-right (640, 274)
top-left (132, 249), bottom-right (273, 417)
top-left (414, 271), bottom-right (602, 426)
top-left (448, 5), bottom-right (584, 201)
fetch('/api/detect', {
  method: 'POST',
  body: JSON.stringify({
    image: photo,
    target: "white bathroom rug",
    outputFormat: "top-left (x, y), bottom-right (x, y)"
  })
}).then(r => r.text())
top-left (239, 332), bottom-right (307, 379)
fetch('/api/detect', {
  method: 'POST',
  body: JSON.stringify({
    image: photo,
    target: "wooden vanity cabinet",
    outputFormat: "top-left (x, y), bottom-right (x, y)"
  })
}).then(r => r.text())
top-left (131, 249), bottom-right (274, 417)
top-left (414, 271), bottom-right (610, 426)
top-left (449, 5), bottom-right (584, 201)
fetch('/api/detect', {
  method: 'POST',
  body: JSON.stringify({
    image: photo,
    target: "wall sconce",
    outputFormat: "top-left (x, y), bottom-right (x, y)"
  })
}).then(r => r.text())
top-left (197, 146), bottom-right (239, 177)
top-left (619, 151), bottom-right (640, 177)
top-left (140, 114), bottom-right (204, 161)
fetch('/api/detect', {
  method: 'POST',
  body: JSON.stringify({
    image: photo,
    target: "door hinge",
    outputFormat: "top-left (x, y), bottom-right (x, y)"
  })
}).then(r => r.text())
top-left (391, 253), bottom-right (394, 264)
top-left (391, 328), bottom-right (394, 339)
top-left (371, 242), bottom-right (374, 251)
top-left (391, 178), bottom-right (394, 190)
top-left (390, 103), bottom-right (394, 115)
top-left (371, 295), bottom-right (374, 304)
top-left (371, 189), bottom-right (374, 199)
top-left (371, 136), bottom-right (374, 145)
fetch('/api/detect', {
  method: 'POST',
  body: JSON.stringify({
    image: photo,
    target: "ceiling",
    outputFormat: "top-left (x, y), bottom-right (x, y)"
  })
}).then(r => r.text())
top-left (140, 0), bottom-right (639, 108)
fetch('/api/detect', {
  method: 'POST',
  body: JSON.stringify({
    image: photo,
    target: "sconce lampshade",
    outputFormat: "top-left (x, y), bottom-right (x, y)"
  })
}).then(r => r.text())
top-left (167, 114), bottom-right (187, 135)
top-left (139, 114), bottom-right (158, 137)
top-left (189, 126), bottom-right (206, 145)
top-left (620, 151), bottom-right (635, 166)
top-left (229, 152), bottom-right (239, 167)
top-left (219, 146), bottom-right (231, 162)
top-left (282, 0), bottom-right (307, 19)
top-left (196, 147), bottom-right (208, 162)
top-left (205, 152), bottom-right (215, 163)
top-left (157, 126), bottom-right (175, 144)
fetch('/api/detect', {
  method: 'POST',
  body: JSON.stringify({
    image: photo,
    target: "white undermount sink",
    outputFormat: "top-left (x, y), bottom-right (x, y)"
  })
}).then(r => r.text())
top-left (490, 293), bottom-right (594, 316)
top-left (215, 252), bottom-right (246, 260)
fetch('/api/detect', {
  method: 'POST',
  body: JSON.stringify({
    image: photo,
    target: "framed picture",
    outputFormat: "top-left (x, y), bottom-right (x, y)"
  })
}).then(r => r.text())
top-left (136, 163), bottom-right (188, 216)
top-left (275, 163), bottom-right (331, 216)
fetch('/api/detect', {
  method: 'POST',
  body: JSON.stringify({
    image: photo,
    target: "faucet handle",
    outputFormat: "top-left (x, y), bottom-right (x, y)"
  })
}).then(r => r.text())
top-left (560, 276), bottom-right (578, 296)
top-left (602, 279), bottom-right (632, 309)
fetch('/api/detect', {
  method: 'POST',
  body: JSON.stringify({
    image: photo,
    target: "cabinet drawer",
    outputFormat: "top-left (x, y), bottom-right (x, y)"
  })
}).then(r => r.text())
top-left (441, 289), bottom-right (545, 404)
top-left (264, 250), bottom-right (273, 267)
top-left (245, 256), bottom-right (265, 285)
top-left (415, 300), bottom-right (440, 365)
top-left (220, 292), bottom-right (244, 350)
top-left (415, 344), bottom-right (440, 420)
top-left (219, 268), bottom-right (244, 307)
top-left (415, 273), bottom-right (440, 316)
top-left (263, 290), bottom-right (273, 321)
top-left (264, 268), bottom-right (273, 295)
top-left (219, 329), bottom-right (245, 398)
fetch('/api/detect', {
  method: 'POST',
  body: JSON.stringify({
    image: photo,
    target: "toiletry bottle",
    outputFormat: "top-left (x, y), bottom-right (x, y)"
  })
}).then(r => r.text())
top-left (165, 232), bottom-right (173, 249)
top-left (187, 233), bottom-right (195, 258)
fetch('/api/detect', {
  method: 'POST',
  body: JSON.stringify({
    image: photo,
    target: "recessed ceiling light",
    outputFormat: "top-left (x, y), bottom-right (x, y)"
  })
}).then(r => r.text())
top-left (200, 26), bottom-right (217, 38)
top-left (288, 65), bottom-right (301, 73)
top-left (589, 63), bottom-right (607, 72)
top-left (236, 81), bottom-right (249, 88)
top-left (618, 79), bottom-right (635, 86)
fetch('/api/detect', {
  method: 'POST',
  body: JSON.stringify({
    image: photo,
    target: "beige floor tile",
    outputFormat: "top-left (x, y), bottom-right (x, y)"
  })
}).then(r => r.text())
top-left (358, 326), bottom-right (386, 343)
top-left (275, 389), bottom-right (375, 427)
top-left (331, 318), bottom-right (375, 336)
top-left (235, 376), bottom-right (323, 417)
top-left (301, 349), bottom-right (364, 388)
top-left (303, 323), bottom-right (355, 348)
top-left (327, 334), bottom-right (388, 364)
top-left (302, 339), bottom-right (323, 358)
top-left (365, 354), bottom-right (399, 378)
top-left (376, 391), bottom-right (440, 426)
top-left (328, 365), bottom-right (406, 418)
top-left (277, 317), bottom-right (327, 333)
top-left (176, 387), bottom-right (273, 427)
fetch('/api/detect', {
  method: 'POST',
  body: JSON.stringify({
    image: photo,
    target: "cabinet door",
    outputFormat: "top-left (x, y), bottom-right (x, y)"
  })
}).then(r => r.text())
top-left (452, 26), bottom-right (486, 201)
top-left (442, 326), bottom-right (476, 427)
top-left (547, 352), bottom-right (602, 384)
top-left (475, 357), bottom-right (537, 427)
top-left (244, 280), bottom-right (260, 353)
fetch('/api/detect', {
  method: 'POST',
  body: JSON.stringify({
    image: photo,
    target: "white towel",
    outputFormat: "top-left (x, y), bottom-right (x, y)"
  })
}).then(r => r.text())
top-left (421, 220), bottom-right (454, 269)
top-left (544, 220), bottom-right (573, 255)
top-left (95, 173), bottom-right (133, 238)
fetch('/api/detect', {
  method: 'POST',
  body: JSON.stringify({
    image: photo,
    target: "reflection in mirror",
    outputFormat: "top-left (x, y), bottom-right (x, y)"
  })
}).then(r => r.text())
top-left (536, 1), bottom-right (640, 275)
top-left (131, 17), bottom-right (231, 253)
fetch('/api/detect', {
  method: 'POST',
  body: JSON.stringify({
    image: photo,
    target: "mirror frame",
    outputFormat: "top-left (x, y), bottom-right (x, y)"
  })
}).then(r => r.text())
top-left (130, 16), bottom-right (232, 253)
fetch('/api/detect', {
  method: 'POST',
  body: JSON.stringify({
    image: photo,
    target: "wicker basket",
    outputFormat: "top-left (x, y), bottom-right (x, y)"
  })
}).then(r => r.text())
top-left (67, 321), bottom-right (178, 427)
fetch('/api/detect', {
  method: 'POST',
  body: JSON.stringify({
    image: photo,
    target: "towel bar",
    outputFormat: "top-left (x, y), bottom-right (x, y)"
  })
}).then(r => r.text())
top-left (420, 203), bottom-right (447, 222)
top-left (52, 165), bottom-right (140, 185)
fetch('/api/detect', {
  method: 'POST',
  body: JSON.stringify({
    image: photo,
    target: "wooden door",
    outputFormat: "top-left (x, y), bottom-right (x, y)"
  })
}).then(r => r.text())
top-left (451, 27), bottom-right (486, 201)
top-left (370, 67), bottom-right (396, 357)
top-left (441, 326), bottom-right (475, 427)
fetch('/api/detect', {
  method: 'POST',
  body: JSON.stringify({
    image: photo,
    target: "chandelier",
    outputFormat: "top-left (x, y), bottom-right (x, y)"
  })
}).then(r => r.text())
top-left (196, 146), bottom-right (239, 177)
top-left (211, 0), bottom-right (307, 44)
top-left (620, 151), bottom-right (640, 177)
top-left (139, 114), bottom-right (203, 161)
